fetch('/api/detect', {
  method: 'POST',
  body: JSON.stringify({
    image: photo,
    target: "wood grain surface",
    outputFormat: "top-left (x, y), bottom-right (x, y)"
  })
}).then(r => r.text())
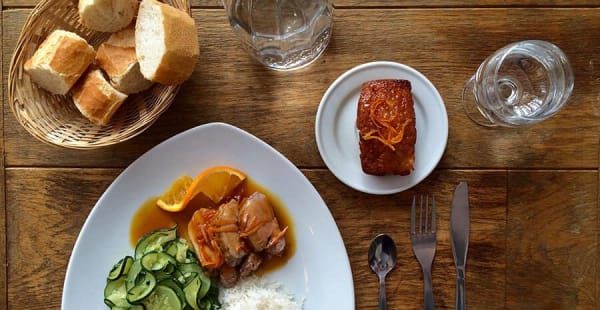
top-left (0, 9), bottom-right (6, 310)
top-left (506, 171), bottom-right (598, 309)
top-left (308, 169), bottom-right (507, 309)
top-left (1, 2), bottom-right (599, 310)
top-left (5, 169), bottom-right (121, 309)
top-left (3, 8), bottom-right (600, 168)
top-left (3, 0), bottom-right (600, 8)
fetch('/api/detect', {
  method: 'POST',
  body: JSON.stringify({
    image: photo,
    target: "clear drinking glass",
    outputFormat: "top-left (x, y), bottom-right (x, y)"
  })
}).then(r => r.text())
top-left (223, 0), bottom-right (333, 71)
top-left (462, 40), bottom-right (574, 127)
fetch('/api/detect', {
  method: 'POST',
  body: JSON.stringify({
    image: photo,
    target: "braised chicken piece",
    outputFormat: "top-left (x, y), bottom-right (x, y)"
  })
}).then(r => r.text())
top-left (188, 191), bottom-right (289, 287)
top-left (219, 264), bottom-right (239, 288)
top-left (213, 200), bottom-right (247, 267)
top-left (188, 201), bottom-right (247, 269)
top-left (188, 208), bottom-right (223, 269)
top-left (239, 252), bottom-right (263, 277)
top-left (239, 192), bottom-right (288, 255)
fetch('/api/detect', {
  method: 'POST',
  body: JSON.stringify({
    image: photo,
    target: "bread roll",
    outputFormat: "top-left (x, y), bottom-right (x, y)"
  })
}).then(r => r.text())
top-left (136, 0), bottom-right (199, 85)
top-left (24, 30), bottom-right (95, 95)
top-left (72, 69), bottom-right (128, 125)
top-left (78, 0), bottom-right (138, 32)
top-left (96, 25), bottom-right (153, 94)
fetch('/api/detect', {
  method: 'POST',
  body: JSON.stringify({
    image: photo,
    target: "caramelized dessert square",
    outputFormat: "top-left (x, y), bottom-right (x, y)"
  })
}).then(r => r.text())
top-left (356, 79), bottom-right (416, 176)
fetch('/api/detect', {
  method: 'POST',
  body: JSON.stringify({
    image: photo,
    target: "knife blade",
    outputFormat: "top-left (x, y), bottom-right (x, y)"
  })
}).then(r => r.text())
top-left (450, 182), bottom-right (469, 310)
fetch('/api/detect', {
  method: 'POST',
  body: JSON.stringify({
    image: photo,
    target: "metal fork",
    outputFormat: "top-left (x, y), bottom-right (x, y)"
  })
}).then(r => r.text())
top-left (411, 194), bottom-right (437, 310)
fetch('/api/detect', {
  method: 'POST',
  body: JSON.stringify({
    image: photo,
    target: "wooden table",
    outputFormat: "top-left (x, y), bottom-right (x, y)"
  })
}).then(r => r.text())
top-left (2, 0), bottom-right (599, 309)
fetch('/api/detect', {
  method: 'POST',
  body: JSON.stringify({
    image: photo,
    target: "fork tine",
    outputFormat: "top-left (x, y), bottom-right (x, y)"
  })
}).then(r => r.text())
top-left (425, 194), bottom-right (429, 232)
top-left (411, 195), bottom-right (416, 235)
top-left (419, 194), bottom-right (423, 234)
top-left (431, 194), bottom-right (436, 233)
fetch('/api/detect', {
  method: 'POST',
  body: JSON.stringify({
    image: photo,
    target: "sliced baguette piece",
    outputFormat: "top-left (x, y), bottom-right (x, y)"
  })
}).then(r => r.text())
top-left (24, 30), bottom-right (95, 95)
top-left (78, 0), bottom-right (138, 32)
top-left (96, 25), bottom-right (153, 94)
top-left (136, 0), bottom-right (199, 85)
top-left (72, 69), bottom-right (128, 125)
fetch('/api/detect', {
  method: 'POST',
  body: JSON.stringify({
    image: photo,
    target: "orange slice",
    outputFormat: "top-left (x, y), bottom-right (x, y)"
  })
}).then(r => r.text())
top-left (156, 175), bottom-right (194, 212)
top-left (157, 166), bottom-right (247, 212)
top-left (184, 166), bottom-right (246, 205)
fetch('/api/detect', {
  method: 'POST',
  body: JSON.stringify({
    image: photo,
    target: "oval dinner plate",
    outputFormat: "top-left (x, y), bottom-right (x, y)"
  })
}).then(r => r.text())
top-left (62, 122), bottom-right (354, 309)
top-left (315, 61), bottom-right (448, 194)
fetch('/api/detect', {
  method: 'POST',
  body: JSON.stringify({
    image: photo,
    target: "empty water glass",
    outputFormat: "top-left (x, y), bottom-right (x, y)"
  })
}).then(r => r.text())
top-left (223, 0), bottom-right (333, 71)
top-left (462, 40), bottom-right (574, 127)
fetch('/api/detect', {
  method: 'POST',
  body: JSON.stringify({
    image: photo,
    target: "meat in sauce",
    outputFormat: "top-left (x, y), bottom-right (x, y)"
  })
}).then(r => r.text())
top-left (188, 191), bottom-right (288, 287)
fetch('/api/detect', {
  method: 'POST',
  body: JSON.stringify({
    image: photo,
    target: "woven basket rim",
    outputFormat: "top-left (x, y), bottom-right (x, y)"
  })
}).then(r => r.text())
top-left (8, 0), bottom-right (192, 150)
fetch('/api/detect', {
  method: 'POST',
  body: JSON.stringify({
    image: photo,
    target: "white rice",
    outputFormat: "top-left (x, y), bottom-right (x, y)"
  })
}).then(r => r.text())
top-left (219, 276), bottom-right (303, 310)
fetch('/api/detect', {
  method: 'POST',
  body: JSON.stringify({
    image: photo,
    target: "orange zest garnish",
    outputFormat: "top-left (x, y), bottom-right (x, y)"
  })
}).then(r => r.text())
top-left (239, 216), bottom-right (272, 237)
top-left (189, 209), bottom-right (224, 268)
top-left (267, 226), bottom-right (289, 249)
top-left (362, 98), bottom-right (412, 151)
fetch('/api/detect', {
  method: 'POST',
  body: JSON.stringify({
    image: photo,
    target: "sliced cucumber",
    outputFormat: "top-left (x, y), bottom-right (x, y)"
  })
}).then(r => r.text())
top-left (165, 241), bottom-right (178, 258)
top-left (108, 256), bottom-right (134, 280)
top-left (178, 263), bottom-right (202, 278)
top-left (141, 252), bottom-right (177, 272)
top-left (158, 278), bottom-right (187, 308)
top-left (110, 304), bottom-right (146, 310)
top-left (105, 227), bottom-right (220, 309)
top-left (126, 271), bottom-right (157, 304)
top-left (104, 299), bottom-right (115, 308)
top-left (198, 297), bottom-right (219, 310)
top-left (155, 267), bottom-right (183, 283)
top-left (165, 239), bottom-right (190, 264)
top-left (126, 260), bottom-right (143, 292)
top-left (135, 226), bottom-right (177, 259)
top-left (183, 274), bottom-right (201, 310)
top-left (197, 272), bottom-right (211, 300)
top-left (104, 276), bottom-right (130, 308)
top-left (200, 283), bottom-right (220, 310)
top-left (185, 250), bottom-right (199, 264)
top-left (143, 285), bottom-right (183, 310)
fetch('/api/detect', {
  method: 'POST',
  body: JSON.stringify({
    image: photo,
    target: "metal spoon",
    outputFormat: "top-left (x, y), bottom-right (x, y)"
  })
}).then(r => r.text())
top-left (368, 234), bottom-right (398, 310)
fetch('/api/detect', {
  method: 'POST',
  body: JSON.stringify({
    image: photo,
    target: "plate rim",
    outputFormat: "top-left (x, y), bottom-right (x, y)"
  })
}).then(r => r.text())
top-left (61, 122), bottom-right (355, 309)
top-left (315, 61), bottom-right (449, 194)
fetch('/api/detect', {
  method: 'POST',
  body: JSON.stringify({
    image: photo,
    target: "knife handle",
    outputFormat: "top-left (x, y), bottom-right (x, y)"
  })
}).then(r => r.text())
top-left (456, 271), bottom-right (465, 310)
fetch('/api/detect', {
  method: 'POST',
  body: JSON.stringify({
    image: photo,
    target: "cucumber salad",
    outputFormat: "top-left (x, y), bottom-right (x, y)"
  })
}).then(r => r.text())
top-left (103, 226), bottom-right (221, 310)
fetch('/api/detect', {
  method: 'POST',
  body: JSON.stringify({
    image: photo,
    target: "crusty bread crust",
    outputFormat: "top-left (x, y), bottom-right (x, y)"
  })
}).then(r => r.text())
top-left (105, 26), bottom-right (136, 47)
top-left (137, 0), bottom-right (199, 85)
top-left (96, 26), bottom-right (153, 94)
top-left (24, 30), bottom-right (95, 95)
top-left (72, 69), bottom-right (128, 125)
top-left (97, 44), bottom-right (137, 78)
top-left (78, 0), bottom-right (138, 32)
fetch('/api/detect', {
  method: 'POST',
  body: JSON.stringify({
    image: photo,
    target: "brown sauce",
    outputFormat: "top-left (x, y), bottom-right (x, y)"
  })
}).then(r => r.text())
top-left (130, 178), bottom-right (296, 275)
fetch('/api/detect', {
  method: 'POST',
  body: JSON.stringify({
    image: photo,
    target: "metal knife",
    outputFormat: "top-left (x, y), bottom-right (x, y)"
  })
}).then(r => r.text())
top-left (450, 182), bottom-right (470, 310)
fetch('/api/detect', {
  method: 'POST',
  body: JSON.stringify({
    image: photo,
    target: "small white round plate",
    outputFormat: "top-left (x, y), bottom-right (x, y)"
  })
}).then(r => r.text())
top-left (315, 61), bottom-right (448, 194)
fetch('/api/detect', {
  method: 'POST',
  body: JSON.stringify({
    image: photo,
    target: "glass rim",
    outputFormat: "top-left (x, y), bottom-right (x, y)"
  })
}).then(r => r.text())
top-left (479, 40), bottom-right (575, 125)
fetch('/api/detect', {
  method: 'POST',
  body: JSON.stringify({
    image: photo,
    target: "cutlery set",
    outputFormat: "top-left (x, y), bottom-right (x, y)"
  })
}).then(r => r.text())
top-left (370, 182), bottom-right (470, 310)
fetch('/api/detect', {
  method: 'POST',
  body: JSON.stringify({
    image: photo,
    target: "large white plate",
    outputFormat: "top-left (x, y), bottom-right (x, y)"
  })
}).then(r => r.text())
top-left (315, 61), bottom-right (448, 194)
top-left (62, 122), bottom-right (354, 309)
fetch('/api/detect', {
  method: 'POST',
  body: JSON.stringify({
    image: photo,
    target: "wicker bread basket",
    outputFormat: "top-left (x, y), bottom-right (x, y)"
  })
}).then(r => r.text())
top-left (8, 0), bottom-right (192, 149)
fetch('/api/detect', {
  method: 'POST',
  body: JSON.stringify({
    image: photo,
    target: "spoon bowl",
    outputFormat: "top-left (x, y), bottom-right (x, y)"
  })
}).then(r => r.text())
top-left (368, 234), bottom-right (398, 310)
